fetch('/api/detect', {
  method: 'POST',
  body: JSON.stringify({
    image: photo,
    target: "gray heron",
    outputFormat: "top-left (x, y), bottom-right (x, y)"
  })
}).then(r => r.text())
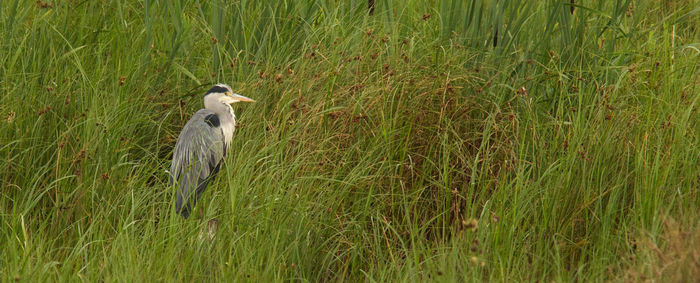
top-left (169, 84), bottom-right (254, 218)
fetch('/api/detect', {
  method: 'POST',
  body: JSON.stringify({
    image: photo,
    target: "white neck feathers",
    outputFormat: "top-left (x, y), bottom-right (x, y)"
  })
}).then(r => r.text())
top-left (204, 93), bottom-right (236, 147)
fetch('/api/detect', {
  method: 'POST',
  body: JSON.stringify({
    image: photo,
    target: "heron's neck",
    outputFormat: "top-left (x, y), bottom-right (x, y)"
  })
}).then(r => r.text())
top-left (213, 104), bottom-right (235, 147)
top-left (212, 103), bottom-right (235, 123)
top-left (204, 99), bottom-right (229, 116)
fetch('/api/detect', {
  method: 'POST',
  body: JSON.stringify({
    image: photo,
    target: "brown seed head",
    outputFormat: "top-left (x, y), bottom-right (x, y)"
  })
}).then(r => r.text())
top-left (462, 218), bottom-right (478, 231)
top-left (516, 86), bottom-right (528, 97)
top-left (38, 106), bottom-right (52, 116)
top-left (6, 111), bottom-right (15, 123)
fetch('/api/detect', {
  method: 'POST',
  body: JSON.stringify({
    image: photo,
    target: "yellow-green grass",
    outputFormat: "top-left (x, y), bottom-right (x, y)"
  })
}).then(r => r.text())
top-left (1, 0), bottom-right (698, 281)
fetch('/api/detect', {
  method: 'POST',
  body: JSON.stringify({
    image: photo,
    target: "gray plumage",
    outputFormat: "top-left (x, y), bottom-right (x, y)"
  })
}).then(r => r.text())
top-left (169, 84), bottom-right (254, 218)
top-left (170, 109), bottom-right (227, 218)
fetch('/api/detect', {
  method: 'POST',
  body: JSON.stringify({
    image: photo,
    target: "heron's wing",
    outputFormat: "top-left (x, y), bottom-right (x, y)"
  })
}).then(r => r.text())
top-left (169, 109), bottom-right (226, 218)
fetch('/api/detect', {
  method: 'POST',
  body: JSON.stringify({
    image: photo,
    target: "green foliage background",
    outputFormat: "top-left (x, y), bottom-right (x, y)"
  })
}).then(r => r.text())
top-left (1, 0), bottom-right (698, 281)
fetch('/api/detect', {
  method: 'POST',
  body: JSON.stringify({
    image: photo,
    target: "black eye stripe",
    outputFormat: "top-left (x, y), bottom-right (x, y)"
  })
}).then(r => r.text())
top-left (205, 85), bottom-right (230, 95)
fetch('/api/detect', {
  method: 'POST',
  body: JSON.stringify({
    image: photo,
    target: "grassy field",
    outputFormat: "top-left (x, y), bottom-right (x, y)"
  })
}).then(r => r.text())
top-left (1, 0), bottom-right (699, 281)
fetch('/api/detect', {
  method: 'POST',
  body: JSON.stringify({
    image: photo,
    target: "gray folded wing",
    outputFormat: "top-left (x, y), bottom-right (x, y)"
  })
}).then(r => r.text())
top-left (169, 109), bottom-right (226, 218)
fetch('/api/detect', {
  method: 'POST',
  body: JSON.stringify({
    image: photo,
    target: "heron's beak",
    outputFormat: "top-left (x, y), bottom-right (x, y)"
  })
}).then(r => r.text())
top-left (227, 92), bottom-right (255, 103)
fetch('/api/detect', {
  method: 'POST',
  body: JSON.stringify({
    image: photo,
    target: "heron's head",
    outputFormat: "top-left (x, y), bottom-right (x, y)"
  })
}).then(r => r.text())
top-left (203, 83), bottom-right (255, 109)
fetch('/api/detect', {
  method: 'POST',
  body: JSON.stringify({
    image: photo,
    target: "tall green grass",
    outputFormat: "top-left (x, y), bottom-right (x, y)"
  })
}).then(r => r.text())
top-left (1, 0), bottom-right (699, 281)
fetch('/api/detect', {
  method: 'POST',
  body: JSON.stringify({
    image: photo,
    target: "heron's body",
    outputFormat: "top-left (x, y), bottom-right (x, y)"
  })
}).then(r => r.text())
top-left (169, 84), bottom-right (254, 218)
